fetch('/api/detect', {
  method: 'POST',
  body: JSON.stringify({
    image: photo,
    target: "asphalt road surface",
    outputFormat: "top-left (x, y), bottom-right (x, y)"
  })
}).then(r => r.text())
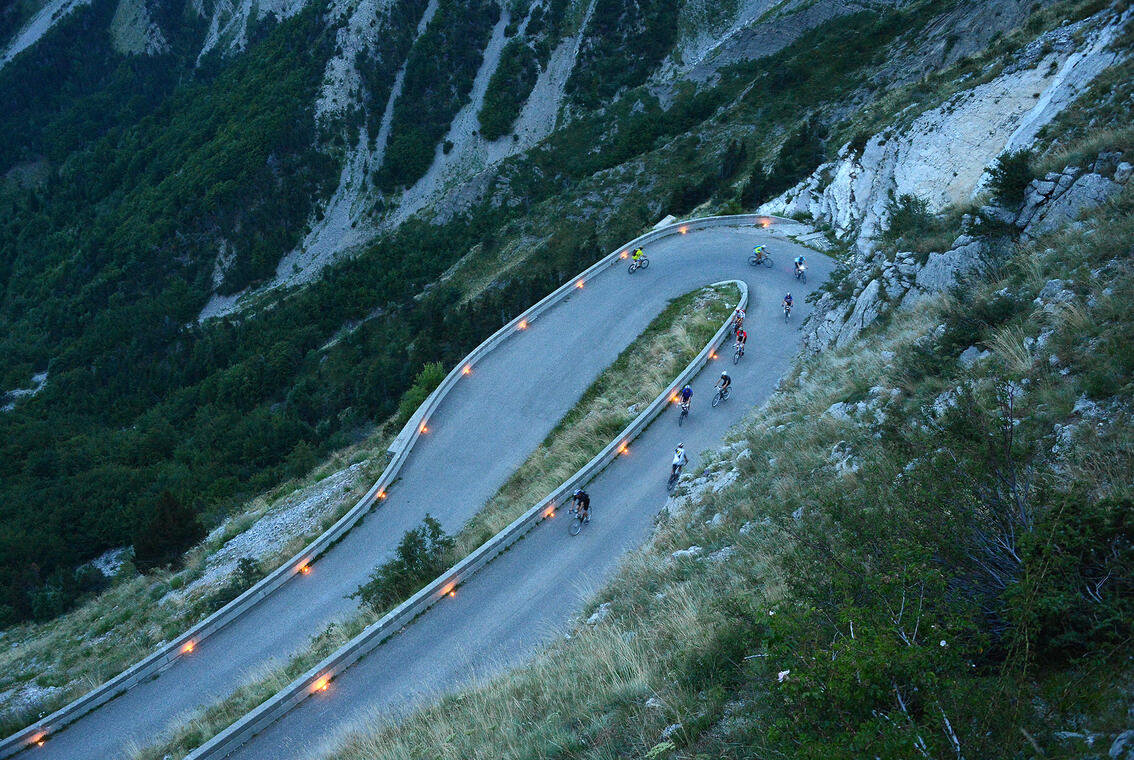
top-left (31, 223), bottom-right (829, 760)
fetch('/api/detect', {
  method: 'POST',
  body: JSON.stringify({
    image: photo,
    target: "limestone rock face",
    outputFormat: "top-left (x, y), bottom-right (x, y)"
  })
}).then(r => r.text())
top-left (758, 9), bottom-right (1127, 254)
top-left (911, 239), bottom-right (989, 300)
top-left (1024, 172), bottom-right (1123, 237)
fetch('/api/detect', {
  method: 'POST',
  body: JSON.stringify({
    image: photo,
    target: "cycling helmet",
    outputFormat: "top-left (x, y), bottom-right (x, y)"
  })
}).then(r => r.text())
top-left (786, 292), bottom-right (792, 298)
top-left (573, 489), bottom-right (582, 496)
top-left (721, 371), bottom-right (728, 377)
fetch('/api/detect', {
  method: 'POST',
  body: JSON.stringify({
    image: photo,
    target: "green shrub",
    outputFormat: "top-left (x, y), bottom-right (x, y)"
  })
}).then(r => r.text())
top-left (1007, 494), bottom-right (1134, 664)
top-left (740, 119), bottom-right (824, 207)
top-left (987, 149), bottom-right (1033, 207)
top-left (206, 557), bottom-right (265, 612)
top-left (396, 361), bottom-right (447, 426)
top-left (132, 492), bottom-right (206, 572)
top-left (350, 515), bottom-right (454, 614)
top-left (881, 193), bottom-right (933, 246)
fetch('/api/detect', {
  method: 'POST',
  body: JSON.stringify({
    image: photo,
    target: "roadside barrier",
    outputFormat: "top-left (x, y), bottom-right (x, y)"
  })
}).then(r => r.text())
top-left (185, 278), bottom-right (747, 760)
top-left (0, 214), bottom-right (781, 758)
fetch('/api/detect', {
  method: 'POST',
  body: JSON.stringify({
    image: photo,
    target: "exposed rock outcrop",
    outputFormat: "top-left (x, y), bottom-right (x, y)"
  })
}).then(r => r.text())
top-left (798, 154), bottom-right (1130, 354)
top-left (758, 8), bottom-right (1129, 254)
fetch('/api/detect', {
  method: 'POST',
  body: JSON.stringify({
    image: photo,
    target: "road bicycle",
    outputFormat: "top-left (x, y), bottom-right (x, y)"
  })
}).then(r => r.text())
top-left (794, 264), bottom-right (808, 283)
top-left (568, 507), bottom-right (589, 536)
top-left (748, 252), bottom-right (774, 268)
top-left (628, 255), bottom-right (650, 274)
top-left (732, 343), bottom-right (745, 364)
top-left (666, 464), bottom-right (684, 492)
top-left (712, 385), bottom-right (731, 407)
top-left (678, 400), bottom-right (690, 426)
top-left (784, 302), bottom-right (793, 322)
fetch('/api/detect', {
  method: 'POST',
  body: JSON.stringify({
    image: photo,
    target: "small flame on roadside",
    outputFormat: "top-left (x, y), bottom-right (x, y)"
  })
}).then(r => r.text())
top-left (377, 490), bottom-right (387, 500)
top-left (710, 351), bottom-right (718, 359)
top-left (419, 423), bottom-right (429, 434)
top-left (312, 676), bottom-right (331, 693)
top-left (442, 582), bottom-right (457, 598)
top-left (518, 319), bottom-right (528, 330)
top-left (181, 641), bottom-right (195, 655)
top-left (761, 218), bottom-right (771, 228)
top-left (619, 251), bottom-right (628, 259)
top-left (618, 442), bottom-right (629, 455)
top-left (679, 226), bottom-right (689, 234)
top-left (298, 564), bottom-right (311, 575)
top-left (31, 732), bottom-right (47, 747)
top-left (670, 393), bottom-right (680, 403)
top-left (462, 365), bottom-right (472, 375)
top-left (576, 279), bottom-right (585, 289)
top-left (545, 506), bottom-right (555, 518)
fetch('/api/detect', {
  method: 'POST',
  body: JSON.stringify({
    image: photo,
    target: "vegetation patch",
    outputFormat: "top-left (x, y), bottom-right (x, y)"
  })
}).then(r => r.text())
top-left (377, 0), bottom-right (500, 190)
top-left (478, 39), bottom-right (541, 140)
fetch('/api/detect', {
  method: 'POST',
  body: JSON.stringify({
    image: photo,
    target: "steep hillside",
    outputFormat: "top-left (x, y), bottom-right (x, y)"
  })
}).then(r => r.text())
top-left (320, 19), bottom-right (1134, 756)
top-left (0, 0), bottom-right (1128, 696)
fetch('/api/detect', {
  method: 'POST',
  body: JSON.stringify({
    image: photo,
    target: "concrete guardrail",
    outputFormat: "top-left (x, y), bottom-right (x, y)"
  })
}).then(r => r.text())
top-left (185, 276), bottom-right (747, 760)
top-left (0, 213), bottom-right (781, 757)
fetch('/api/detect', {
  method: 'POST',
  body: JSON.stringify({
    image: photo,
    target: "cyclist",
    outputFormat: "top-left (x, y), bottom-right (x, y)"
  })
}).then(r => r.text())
top-left (783, 292), bottom-right (794, 315)
top-left (752, 244), bottom-right (768, 264)
top-left (735, 328), bottom-right (748, 355)
top-left (571, 489), bottom-right (591, 523)
top-left (732, 307), bottom-right (746, 335)
top-left (716, 370), bottom-right (732, 393)
top-left (632, 247), bottom-right (645, 262)
top-left (671, 443), bottom-right (688, 479)
top-left (679, 383), bottom-right (693, 410)
top-left (793, 255), bottom-right (806, 276)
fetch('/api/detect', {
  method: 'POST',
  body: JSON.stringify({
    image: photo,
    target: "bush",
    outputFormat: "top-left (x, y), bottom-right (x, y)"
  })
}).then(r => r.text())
top-left (132, 492), bottom-right (206, 572)
top-left (350, 515), bottom-right (454, 613)
top-left (206, 557), bottom-right (265, 612)
top-left (881, 193), bottom-right (933, 245)
top-left (396, 361), bottom-right (447, 426)
top-left (1007, 494), bottom-right (1133, 663)
top-left (987, 148), bottom-right (1033, 207)
top-left (740, 119), bottom-right (824, 207)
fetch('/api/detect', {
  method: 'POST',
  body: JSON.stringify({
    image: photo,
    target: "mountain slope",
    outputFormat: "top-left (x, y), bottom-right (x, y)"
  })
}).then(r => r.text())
top-left (0, 0), bottom-right (1130, 726)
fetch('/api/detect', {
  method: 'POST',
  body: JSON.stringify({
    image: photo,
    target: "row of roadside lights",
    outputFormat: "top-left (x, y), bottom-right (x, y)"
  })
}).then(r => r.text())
top-left (288, 278), bottom-right (592, 701)
top-left (252, 228), bottom-right (749, 704)
top-left (26, 230), bottom-right (749, 749)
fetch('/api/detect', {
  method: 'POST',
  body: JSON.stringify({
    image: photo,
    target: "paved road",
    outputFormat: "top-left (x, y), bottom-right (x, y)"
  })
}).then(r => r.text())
top-left (225, 226), bottom-right (831, 760)
top-left (31, 224), bottom-right (829, 760)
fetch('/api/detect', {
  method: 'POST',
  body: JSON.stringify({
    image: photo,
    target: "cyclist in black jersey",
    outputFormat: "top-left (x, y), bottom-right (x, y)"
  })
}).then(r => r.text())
top-left (571, 489), bottom-right (591, 523)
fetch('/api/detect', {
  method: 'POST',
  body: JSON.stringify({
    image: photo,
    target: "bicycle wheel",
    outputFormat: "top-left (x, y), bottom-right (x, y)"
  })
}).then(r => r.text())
top-left (568, 517), bottom-right (583, 536)
top-left (784, 307), bottom-right (791, 322)
top-left (723, 387), bottom-right (731, 402)
top-left (747, 255), bottom-right (758, 267)
top-left (679, 408), bottom-right (687, 426)
top-left (712, 390), bottom-right (722, 407)
top-left (627, 261), bottom-right (636, 274)
top-left (733, 347), bottom-right (742, 365)
top-left (763, 255), bottom-right (774, 268)
top-left (640, 257), bottom-right (649, 269)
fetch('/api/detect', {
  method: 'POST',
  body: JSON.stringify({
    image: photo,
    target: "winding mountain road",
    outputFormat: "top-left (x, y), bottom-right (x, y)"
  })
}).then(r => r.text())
top-left (28, 223), bottom-right (830, 760)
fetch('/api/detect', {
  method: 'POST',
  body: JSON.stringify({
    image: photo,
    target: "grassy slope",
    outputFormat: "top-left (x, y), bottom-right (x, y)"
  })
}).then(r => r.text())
top-left (323, 103), bottom-right (1134, 760)
top-left (124, 283), bottom-right (738, 760)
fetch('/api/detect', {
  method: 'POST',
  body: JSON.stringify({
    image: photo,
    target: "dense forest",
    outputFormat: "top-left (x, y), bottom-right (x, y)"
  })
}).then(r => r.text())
top-left (0, 0), bottom-right (857, 626)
